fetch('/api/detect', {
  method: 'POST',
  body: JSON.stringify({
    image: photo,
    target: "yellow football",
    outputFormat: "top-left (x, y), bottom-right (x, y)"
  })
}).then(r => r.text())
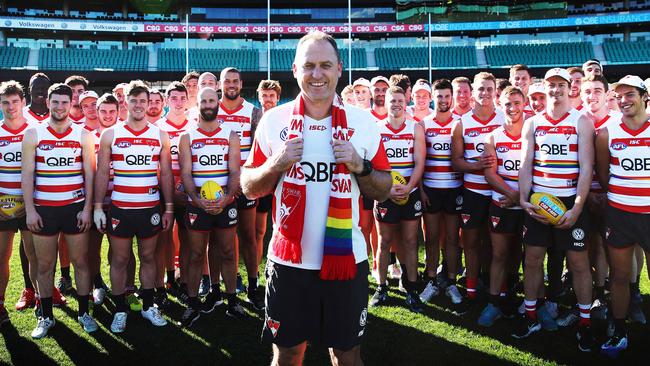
top-left (530, 192), bottom-right (567, 225)
top-left (200, 181), bottom-right (224, 201)
top-left (390, 171), bottom-right (409, 206)
top-left (0, 195), bottom-right (23, 217)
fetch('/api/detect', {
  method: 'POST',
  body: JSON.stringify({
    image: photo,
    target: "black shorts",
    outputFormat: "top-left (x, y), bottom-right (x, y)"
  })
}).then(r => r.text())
top-left (236, 194), bottom-right (257, 210)
top-left (185, 202), bottom-right (238, 231)
top-left (34, 202), bottom-right (85, 236)
top-left (108, 204), bottom-right (162, 239)
top-left (262, 260), bottom-right (369, 350)
top-left (362, 196), bottom-right (374, 211)
top-left (606, 205), bottom-right (650, 252)
top-left (422, 185), bottom-right (463, 214)
top-left (173, 206), bottom-right (186, 229)
top-left (489, 203), bottom-right (524, 235)
top-left (374, 189), bottom-right (423, 224)
top-left (523, 195), bottom-right (589, 252)
top-left (256, 194), bottom-right (273, 213)
top-left (0, 216), bottom-right (27, 232)
top-left (460, 188), bottom-right (491, 229)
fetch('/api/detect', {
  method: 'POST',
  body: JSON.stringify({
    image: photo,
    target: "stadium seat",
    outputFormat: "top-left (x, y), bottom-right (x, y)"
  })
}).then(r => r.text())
top-left (37, 48), bottom-right (148, 71)
top-left (602, 39), bottom-right (650, 63)
top-left (484, 42), bottom-right (594, 67)
top-left (157, 49), bottom-right (259, 72)
top-left (0, 46), bottom-right (30, 69)
top-left (374, 46), bottom-right (477, 69)
top-left (269, 48), bottom-right (366, 71)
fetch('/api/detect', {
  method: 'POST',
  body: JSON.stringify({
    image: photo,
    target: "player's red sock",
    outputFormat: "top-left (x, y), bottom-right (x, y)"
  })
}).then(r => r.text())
top-left (466, 277), bottom-right (477, 300)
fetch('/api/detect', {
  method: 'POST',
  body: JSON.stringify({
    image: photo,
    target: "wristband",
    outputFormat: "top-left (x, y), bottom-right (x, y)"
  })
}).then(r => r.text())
top-left (164, 210), bottom-right (174, 214)
top-left (165, 203), bottom-right (174, 207)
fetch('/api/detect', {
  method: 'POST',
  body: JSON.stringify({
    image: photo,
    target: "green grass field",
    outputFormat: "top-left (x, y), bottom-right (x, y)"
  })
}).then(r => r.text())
top-left (0, 233), bottom-right (648, 366)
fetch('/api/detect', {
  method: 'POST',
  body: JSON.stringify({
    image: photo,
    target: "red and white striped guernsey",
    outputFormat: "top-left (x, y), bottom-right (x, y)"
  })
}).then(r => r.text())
top-left (69, 113), bottom-right (86, 125)
top-left (607, 119), bottom-right (650, 213)
top-left (33, 123), bottom-right (85, 206)
top-left (0, 121), bottom-right (31, 195)
top-left (523, 104), bottom-right (535, 120)
top-left (422, 115), bottom-right (461, 188)
top-left (370, 110), bottom-right (387, 125)
top-left (378, 119), bottom-right (417, 187)
top-left (492, 126), bottom-right (522, 209)
top-left (84, 125), bottom-right (114, 207)
top-left (157, 118), bottom-right (196, 180)
top-left (188, 125), bottom-right (232, 201)
top-left (110, 123), bottom-right (162, 209)
top-left (591, 111), bottom-right (622, 193)
top-left (22, 106), bottom-right (49, 125)
top-left (461, 109), bottom-right (505, 196)
top-left (218, 100), bottom-right (255, 165)
top-left (531, 108), bottom-right (581, 197)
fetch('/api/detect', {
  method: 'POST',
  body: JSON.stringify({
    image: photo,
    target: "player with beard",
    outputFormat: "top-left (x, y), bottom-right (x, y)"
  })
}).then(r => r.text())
top-left (528, 83), bottom-right (546, 115)
top-left (514, 68), bottom-right (595, 352)
top-left (255, 80), bottom-right (282, 272)
top-left (146, 89), bottom-right (165, 125)
top-left (370, 76), bottom-right (389, 122)
top-left (596, 75), bottom-right (650, 357)
top-left (178, 87), bottom-right (243, 326)
top-left (218, 67), bottom-right (264, 309)
top-left (22, 83), bottom-right (96, 338)
top-left (183, 72), bottom-right (200, 121)
top-left (452, 77), bottom-right (472, 119)
top-left (509, 65), bottom-right (534, 119)
top-left (23, 73), bottom-right (51, 125)
top-left (156, 82), bottom-right (198, 303)
top-left (82, 92), bottom-right (118, 306)
top-left (352, 78), bottom-right (372, 110)
top-left (419, 79), bottom-right (464, 307)
top-left (412, 80), bottom-right (434, 122)
top-left (451, 72), bottom-right (504, 303)
top-left (567, 67), bottom-right (585, 111)
top-left (94, 80), bottom-right (173, 333)
top-left (478, 86), bottom-right (526, 327)
top-left (0, 81), bottom-right (37, 325)
top-left (113, 83), bottom-right (129, 123)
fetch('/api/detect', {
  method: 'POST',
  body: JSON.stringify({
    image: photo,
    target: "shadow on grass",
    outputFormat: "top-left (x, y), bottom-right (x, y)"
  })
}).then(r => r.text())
top-left (1, 323), bottom-right (58, 365)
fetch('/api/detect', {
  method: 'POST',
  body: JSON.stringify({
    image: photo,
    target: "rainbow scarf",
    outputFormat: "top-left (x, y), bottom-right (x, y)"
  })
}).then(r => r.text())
top-left (272, 93), bottom-right (357, 280)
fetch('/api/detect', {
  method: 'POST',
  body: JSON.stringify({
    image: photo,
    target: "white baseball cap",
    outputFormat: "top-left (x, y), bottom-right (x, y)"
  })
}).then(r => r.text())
top-left (544, 68), bottom-right (571, 83)
top-left (412, 83), bottom-right (432, 95)
top-left (370, 76), bottom-right (390, 86)
top-left (611, 75), bottom-right (648, 92)
top-left (352, 78), bottom-right (371, 89)
top-left (582, 59), bottom-right (602, 71)
top-left (528, 82), bottom-right (545, 96)
top-left (79, 90), bottom-right (99, 103)
top-left (645, 78), bottom-right (650, 91)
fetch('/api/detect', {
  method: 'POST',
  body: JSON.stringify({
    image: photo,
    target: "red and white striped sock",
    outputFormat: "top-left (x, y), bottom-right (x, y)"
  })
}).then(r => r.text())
top-left (466, 277), bottom-right (477, 300)
top-left (578, 303), bottom-right (591, 327)
top-left (525, 299), bottom-right (537, 320)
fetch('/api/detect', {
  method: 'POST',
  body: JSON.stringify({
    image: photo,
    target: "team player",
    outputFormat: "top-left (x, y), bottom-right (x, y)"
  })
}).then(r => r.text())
top-left (370, 86), bottom-right (426, 313)
top-left (23, 73), bottom-right (51, 125)
top-left (567, 67), bottom-right (585, 111)
top-left (582, 59), bottom-right (602, 78)
top-left (156, 82), bottom-right (197, 300)
top-left (178, 87), bottom-right (244, 326)
top-left (495, 79), bottom-right (511, 107)
top-left (218, 67), bottom-right (264, 308)
top-left (64, 75), bottom-right (88, 125)
top-left (528, 83), bottom-right (546, 115)
top-left (255, 80), bottom-right (282, 268)
top-left (478, 86), bottom-right (526, 326)
top-left (0, 81), bottom-right (37, 325)
top-left (21, 83), bottom-right (97, 338)
top-left (509, 64), bottom-right (534, 119)
top-left (242, 31), bottom-right (391, 365)
top-left (451, 77), bottom-right (472, 119)
top-left (451, 72), bottom-right (504, 301)
top-left (93, 80), bottom-right (174, 333)
top-left (146, 89), bottom-right (165, 124)
top-left (341, 85), bottom-right (356, 105)
top-left (113, 83), bottom-right (129, 123)
top-left (514, 68), bottom-right (595, 352)
top-left (85, 93), bottom-right (119, 306)
top-left (199, 72), bottom-right (219, 90)
top-left (183, 71), bottom-right (200, 121)
top-left (352, 78), bottom-right (372, 110)
top-left (370, 76), bottom-right (389, 122)
top-left (596, 75), bottom-right (649, 357)
top-left (419, 79), bottom-right (464, 307)
top-left (411, 80), bottom-right (434, 121)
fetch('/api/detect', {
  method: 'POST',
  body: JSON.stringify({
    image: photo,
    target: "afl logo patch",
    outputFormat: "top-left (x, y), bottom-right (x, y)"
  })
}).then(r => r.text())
top-left (611, 142), bottom-right (627, 151)
top-left (496, 146), bottom-right (510, 153)
top-left (228, 208), bottom-right (237, 219)
top-left (534, 129), bottom-right (547, 137)
top-left (191, 142), bottom-right (205, 149)
top-left (38, 143), bottom-right (54, 151)
top-left (0, 140), bottom-right (10, 147)
top-left (381, 135), bottom-right (391, 142)
top-left (116, 141), bottom-right (132, 148)
top-left (426, 130), bottom-right (438, 137)
top-left (467, 130), bottom-right (480, 137)
top-left (280, 127), bottom-right (288, 141)
top-left (572, 228), bottom-right (585, 241)
top-left (150, 213), bottom-right (161, 226)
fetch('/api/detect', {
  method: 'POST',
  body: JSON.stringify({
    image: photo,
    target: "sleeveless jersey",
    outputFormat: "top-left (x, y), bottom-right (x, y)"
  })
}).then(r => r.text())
top-left (33, 123), bottom-right (85, 206)
top-left (378, 119), bottom-right (417, 187)
top-left (461, 109), bottom-right (505, 196)
top-left (531, 109), bottom-right (581, 197)
top-left (422, 115), bottom-right (461, 188)
top-left (85, 125), bottom-right (114, 207)
top-left (111, 123), bottom-right (162, 209)
top-left (22, 106), bottom-right (49, 125)
top-left (591, 111), bottom-right (622, 193)
top-left (69, 113), bottom-right (86, 125)
top-left (370, 110), bottom-right (387, 125)
top-left (492, 126), bottom-right (522, 209)
top-left (157, 118), bottom-right (196, 180)
top-left (188, 125), bottom-right (232, 201)
top-left (218, 100), bottom-right (255, 165)
top-left (0, 121), bottom-right (31, 195)
top-left (607, 119), bottom-right (650, 213)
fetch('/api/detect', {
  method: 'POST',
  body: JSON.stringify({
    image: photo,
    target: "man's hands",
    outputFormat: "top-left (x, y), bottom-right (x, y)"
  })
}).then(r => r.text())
top-left (271, 137), bottom-right (303, 172)
top-left (77, 208), bottom-right (92, 232)
top-left (94, 208), bottom-right (106, 233)
top-left (521, 201), bottom-right (551, 225)
top-left (332, 139), bottom-right (364, 174)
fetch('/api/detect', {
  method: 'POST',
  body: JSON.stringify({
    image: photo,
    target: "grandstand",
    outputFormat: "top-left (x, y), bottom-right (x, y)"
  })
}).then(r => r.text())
top-left (484, 42), bottom-right (595, 67)
top-left (38, 47), bottom-right (148, 71)
top-left (270, 48), bottom-right (366, 71)
top-left (375, 46), bottom-right (477, 69)
top-left (158, 49), bottom-right (258, 72)
top-left (0, 46), bottom-right (28, 69)
top-left (602, 38), bottom-right (650, 64)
